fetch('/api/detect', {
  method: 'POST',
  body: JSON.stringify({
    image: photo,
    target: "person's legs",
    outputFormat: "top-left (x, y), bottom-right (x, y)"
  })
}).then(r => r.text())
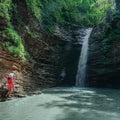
top-left (6, 87), bottom-right (13, 97)
top-left (6, 84), bottom-right (14, 97)
top-left (6, 89), bottom-right (11, 97)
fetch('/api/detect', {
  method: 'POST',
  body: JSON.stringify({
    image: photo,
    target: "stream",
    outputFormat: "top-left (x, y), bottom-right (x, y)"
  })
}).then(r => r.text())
top-left (0, 87), bottom-right (120, 120)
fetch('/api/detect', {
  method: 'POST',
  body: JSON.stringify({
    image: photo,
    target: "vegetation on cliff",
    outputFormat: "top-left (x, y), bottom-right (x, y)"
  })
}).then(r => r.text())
top-left (0, 0), bottom-right (26, 58)
top-left (87, 0), bottom-right (120, 88)
top-left (101, 1), bottom-right (120, 63)
top-left (26, 0), bottom-right (113, 31)
top-left (0, 0), bottom-right (114, 58)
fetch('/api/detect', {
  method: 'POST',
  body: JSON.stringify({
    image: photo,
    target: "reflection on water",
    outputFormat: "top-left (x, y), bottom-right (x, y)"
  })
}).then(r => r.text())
top-left (0, 87), bottom-right (120, 120)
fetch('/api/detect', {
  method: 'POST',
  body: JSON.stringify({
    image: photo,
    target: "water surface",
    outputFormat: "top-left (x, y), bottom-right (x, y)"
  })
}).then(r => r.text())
top-left (0, 87), bottom-right (120, 120)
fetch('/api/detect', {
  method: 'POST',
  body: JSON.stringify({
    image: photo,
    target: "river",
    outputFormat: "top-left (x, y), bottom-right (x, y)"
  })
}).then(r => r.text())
top-left (0, 87), bottom-right (120, 120)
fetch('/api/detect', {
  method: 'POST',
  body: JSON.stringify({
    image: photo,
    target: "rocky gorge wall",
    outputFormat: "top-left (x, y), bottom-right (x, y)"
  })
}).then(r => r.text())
top-left (0, 0), bottom-right (61, 97)
top-left (0, 0), bottom-right (83, 97)
top-left (87, 6), bottom-right (120, 88)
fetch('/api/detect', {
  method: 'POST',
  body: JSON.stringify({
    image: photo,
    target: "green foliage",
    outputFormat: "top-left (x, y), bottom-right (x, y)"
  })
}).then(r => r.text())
top-left (26, 0), bottom-right (43, 22)
top-left (25, 0), bottom-right (114, 32)
top-left (102, 12), bottom-right (120, 53)
top-left (0, 1), bottom-right (29, 59)
top-left (25, 26), bottom-right (37, 39)
top-left (0, 0), bottom-right (115, 58)
top-left (3, 27), bottom-right (26, 58)
top-left (0, 0), bottom-right (12, 21)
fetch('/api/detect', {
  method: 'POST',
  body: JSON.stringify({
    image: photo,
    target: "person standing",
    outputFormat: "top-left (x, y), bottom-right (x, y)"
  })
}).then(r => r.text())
top-left (6, 73), bottom-right (14, 97)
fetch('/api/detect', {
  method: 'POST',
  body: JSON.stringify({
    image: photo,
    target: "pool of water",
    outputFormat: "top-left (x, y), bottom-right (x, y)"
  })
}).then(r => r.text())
top-left (0, 87), bottom-right (120, 120)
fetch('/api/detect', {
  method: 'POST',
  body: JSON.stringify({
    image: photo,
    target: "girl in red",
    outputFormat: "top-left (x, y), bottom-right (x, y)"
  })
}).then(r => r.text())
top-left (6, 73), bottom-right (14, 97)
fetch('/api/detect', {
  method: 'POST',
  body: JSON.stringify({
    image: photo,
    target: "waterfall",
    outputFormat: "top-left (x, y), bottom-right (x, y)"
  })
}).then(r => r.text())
top-left (76, 28), bottom-right (92, 87)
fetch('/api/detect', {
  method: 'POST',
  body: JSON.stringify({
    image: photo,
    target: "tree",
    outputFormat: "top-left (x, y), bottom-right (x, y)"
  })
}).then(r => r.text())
top-left (115, 0), bottom-right (120, 11)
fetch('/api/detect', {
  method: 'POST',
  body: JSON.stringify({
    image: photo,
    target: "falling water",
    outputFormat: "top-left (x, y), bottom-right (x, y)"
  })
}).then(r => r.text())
top-left (76, 28), bottom-right (92, 87)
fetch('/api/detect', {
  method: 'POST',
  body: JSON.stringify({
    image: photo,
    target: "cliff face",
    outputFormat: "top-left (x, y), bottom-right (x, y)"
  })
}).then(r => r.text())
top-left (87, 4), bottom-right (120, 88)
top-left (0, 0), bottom-right (61, 96)
top-left (0, 0), bottom-right (82, 96)
top-left (0, 0), bottom-right (116, 97)
top-left (0, 50), bottom-right (30, 96)
top-left (0, 13), bottom-right (28, 96)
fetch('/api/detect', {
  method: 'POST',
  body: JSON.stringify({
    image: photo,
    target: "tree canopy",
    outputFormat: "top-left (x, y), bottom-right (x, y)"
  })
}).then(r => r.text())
top-left (26, 0), bottom-right (114, 31)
